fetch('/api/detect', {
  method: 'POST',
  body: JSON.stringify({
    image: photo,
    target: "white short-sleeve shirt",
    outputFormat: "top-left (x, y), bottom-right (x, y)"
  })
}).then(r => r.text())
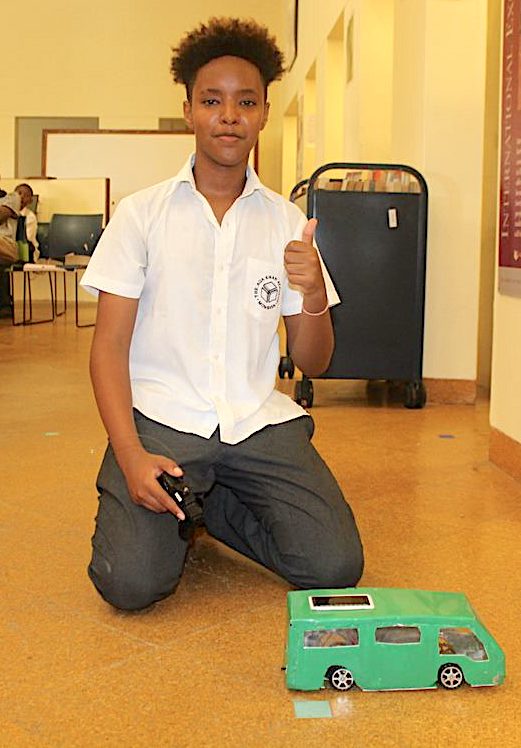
top-left (0, 192), bottom-right (21, 244)
top-left (81, 155), bottom-right (340, 444)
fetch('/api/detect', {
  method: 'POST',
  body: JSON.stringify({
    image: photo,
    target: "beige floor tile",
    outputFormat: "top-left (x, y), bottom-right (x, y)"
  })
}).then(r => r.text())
top-left (0, 597), bottom-right (154, 708)
top-left (2, 315), bottom-right (521, 747)
top-left (0, 720), bottom-right (53, 747)
top-left (1, 502), bottom-right (94, 597)
top-left (47, 536), bottom-right (289, 647)
top-left (3, 606), bottom-right (520, 748)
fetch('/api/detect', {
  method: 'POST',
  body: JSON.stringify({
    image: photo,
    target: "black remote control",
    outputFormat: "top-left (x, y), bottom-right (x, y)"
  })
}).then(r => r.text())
top-left (157, 472), bottom-right (204, 540)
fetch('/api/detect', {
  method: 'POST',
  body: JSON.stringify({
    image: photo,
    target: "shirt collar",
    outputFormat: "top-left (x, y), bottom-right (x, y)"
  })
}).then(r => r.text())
top-left (166, 153), bottom-right (276, 202)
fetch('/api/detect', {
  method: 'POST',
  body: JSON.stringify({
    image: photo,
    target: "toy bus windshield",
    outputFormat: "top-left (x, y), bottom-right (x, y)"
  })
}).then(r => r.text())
top-left (309, 594), bottom-right (374, 610)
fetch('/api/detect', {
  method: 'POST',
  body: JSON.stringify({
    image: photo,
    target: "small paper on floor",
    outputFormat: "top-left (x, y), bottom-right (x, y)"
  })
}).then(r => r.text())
top-left (293, 700), bottom-right (332, 719)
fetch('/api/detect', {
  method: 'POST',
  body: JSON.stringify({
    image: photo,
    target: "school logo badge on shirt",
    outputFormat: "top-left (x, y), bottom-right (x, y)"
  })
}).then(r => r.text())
top-left (253, 275), bottom-right (281, 310)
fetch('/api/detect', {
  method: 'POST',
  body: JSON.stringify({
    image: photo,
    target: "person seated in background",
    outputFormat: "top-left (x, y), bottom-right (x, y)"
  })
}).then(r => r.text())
top-left (18, 183), bottom-right (39, 262)
top-left (0, 184), bottom-right (34, 316)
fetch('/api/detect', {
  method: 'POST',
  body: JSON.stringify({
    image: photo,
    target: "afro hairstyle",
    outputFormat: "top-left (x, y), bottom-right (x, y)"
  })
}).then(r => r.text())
top-left (171, 17), bottom-right (285, 100)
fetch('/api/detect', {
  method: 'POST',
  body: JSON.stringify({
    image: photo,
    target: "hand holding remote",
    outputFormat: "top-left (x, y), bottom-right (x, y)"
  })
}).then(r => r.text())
top-left (157, 472), bottom-right (204, 540)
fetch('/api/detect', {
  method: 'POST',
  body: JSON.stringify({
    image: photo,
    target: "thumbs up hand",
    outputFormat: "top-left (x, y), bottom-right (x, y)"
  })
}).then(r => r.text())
top-left (301, 217), bottom-right (317, 246)
top-left (284, 218), bottom-right (326, 299)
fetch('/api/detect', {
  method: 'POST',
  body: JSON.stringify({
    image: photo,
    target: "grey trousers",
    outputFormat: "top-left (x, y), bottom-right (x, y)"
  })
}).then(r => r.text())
top-left (88, 411), bottom-right (364, 610)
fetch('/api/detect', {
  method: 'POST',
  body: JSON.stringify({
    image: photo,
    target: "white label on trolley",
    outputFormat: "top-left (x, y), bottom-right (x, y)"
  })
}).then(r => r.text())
top-left (388, 208), bottom-right (398, 229)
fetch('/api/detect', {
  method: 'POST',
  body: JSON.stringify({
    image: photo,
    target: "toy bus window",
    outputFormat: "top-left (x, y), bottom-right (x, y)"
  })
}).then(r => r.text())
top-left (309, 594), bottom-right (374, 610)
top-left (438, 628), bottom-right (488, 661)
top-left (304, 628), bottom-right (359, 648)
top-left (375, 626), bottom-right (421, 644)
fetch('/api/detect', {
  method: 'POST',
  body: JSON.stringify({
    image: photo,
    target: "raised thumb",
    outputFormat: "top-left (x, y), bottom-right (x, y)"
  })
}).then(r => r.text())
top-left (301, 218), bottom-right (318, 245)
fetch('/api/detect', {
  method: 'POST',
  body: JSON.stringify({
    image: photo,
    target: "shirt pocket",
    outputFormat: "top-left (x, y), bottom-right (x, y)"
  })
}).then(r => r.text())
top-left (243, 258), bottom-right (283, 323)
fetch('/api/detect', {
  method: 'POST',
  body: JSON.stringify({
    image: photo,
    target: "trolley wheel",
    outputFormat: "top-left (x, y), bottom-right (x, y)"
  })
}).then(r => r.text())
top-left (294, 377), bottom-right (314, 408)
top-left (404, 380), bottom-right (426, 409)
top-left (278, 355), bottom-right (295, 379)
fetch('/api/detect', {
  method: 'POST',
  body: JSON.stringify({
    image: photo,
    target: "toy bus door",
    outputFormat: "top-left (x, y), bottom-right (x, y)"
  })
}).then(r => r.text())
top-left (371, 624), bottom-right (433, 690)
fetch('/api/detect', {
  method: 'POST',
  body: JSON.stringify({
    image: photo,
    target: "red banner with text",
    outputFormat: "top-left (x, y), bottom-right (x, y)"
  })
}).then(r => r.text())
top-left (499, 0), bottom-right (521, 295)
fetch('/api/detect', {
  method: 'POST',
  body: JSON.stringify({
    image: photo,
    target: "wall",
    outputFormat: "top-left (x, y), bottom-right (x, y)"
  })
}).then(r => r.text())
top-left (490, 294), bottom-right (521, 445)
top-left (44, 132), bottom-right (196, 214)
top-left (1, 179), bottom-right (107, 223)
top-left (478, 0), bottom-right (502, 392)
top-left (1, 0), bottom-right (507, 420)
top-left (283, 0), bottom-right (394, 167)
top-left (0, 1), bottom-right (284, 191)
top-left (394, 0), bottom-right (488, 382)
top-left (490, 0), bottom-right (521, 450)
top-left (281, 0), bottom-right (492, 390)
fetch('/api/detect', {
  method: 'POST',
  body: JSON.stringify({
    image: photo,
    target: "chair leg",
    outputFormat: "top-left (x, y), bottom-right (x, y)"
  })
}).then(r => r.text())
top-left (24, 272), bottom-right (31, 324)
top-left (53, 271), bottom-right (66, 316)
top-left (48, 273), bottom-right (56, 321)
top-left (8, 270), bottom-right (23, 326)
top-left (75, 269), bottom-right (95, 328)
top-left (19, 271), bottom-right (56, 326)
top-left (7, 270), bottom-right (29, 326)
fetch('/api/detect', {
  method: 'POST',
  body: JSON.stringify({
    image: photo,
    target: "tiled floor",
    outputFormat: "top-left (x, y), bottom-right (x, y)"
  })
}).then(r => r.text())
top-left (2, 307), bottom-right (521, 747)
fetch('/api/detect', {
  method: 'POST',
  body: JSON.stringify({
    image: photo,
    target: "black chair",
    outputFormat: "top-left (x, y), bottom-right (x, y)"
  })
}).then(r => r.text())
top-left (36, 222), bottom-right (50, 258)
top-left (47, 213), bottom-right (103, 327)
top-left (47, 213), bottom-right (103, 260)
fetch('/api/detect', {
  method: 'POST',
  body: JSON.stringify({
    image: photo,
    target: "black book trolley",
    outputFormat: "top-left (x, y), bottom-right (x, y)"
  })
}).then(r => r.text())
top-left (279, 162), bottom-right (428, 409)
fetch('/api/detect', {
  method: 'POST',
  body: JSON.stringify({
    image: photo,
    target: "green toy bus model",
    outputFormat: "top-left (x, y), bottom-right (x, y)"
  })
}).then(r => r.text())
top-left (284, 587), bottom-right (505, 692)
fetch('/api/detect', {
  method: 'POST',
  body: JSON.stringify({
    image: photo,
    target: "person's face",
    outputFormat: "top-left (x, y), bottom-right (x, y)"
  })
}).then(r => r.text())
top-left (183, 55), bottom-right (269, 170)
top-left (15, 187), bottom-right (32, 209)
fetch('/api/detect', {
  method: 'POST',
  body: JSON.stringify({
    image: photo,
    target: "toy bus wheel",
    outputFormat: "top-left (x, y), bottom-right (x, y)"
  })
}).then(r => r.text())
top-left (438, 664), bottom-right (464, 689)
top-left (328, 666), bottom-right (355, 691)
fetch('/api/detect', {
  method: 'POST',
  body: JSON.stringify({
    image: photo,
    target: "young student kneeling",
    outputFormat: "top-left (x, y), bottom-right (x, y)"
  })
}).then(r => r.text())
top-left (81, 17), bottom-right (364, 611)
